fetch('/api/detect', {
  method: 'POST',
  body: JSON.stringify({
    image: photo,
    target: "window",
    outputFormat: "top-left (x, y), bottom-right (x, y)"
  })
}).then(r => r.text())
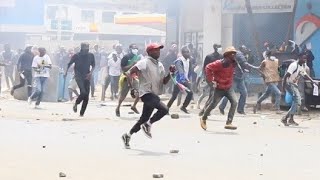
top-left (47, 6), bottom-right (58, 19)
top-left (102, 12), bottom-right (115, 23)
top-left (81, 10), bottom-right (94, 23)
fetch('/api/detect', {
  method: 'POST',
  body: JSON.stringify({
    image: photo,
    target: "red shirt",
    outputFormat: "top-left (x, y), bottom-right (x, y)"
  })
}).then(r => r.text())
top-left (205, 59), bottom-right (235, 90)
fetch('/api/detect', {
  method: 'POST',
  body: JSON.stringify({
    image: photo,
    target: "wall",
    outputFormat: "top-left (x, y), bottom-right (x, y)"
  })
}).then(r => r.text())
top-left (295, 0), bottom-right (320, 78)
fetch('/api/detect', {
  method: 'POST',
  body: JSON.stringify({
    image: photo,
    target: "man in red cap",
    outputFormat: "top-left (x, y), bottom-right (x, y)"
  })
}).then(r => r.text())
top-left (121, 43), bottom-right (175, 149)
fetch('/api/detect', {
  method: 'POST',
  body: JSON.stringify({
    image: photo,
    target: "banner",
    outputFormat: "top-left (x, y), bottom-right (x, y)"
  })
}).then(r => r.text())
top-left (222, 0), bottom-right (295, 14)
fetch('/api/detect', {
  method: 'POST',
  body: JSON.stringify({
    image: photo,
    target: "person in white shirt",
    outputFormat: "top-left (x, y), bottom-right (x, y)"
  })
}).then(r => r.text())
top-left (281, 53), bottom-right (316, 126)
top-left (108, 50), bottom-right (123, 100)
top-left (28, 47), bottom-right (52, 108)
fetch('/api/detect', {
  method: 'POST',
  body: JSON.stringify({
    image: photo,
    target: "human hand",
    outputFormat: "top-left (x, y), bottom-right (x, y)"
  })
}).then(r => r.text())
top-left (169, 65), bottom-right (176, 73)
top-left (86, 72), bottom-right (92, 80)
top-left (211, 81), bottom-right (217, 88)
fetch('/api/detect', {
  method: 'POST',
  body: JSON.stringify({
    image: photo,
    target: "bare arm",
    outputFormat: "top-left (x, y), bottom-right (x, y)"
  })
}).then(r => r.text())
top-left (282, 73), bottom-right (291, 92)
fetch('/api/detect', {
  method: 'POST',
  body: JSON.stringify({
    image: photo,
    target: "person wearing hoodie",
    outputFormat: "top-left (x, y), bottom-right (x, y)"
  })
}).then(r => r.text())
top-left (64, 42), bottom-right (95, 117)
top-left (253, 50), bottom-right (282, 114)
top-left (167, 46), bottom-right (193, 114)
top-left (11, 45), bottom-right (34, 97)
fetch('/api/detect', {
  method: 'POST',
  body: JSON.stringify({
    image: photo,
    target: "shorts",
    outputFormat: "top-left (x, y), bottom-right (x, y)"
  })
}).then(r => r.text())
top-left (119, 73), bottom-right (139, 98)
top-left (68, 78), bottom-right (78, 90)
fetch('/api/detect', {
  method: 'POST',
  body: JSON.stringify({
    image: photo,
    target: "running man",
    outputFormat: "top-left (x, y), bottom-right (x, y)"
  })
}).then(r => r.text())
top-left (200, 47), bottom-right (238, 131)
top-left (121, 43), bottom-right (175, 149)
top-left (65, 42), bottom-right (95, 117)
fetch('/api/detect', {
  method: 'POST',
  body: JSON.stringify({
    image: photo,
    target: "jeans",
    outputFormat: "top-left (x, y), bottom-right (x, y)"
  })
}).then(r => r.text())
top-left (12, 70), bottom-right (33, 96)
top-left (130, 93), bottom-right (168, 134)
top-left (30, 77), bottom-right (48, 105)
top-left (257, 82), bottom-right (281, 110)
top-left (219, 78), bottom-right (247, 113)
top-left (202, 88), bottom-right (238, 122)
top-left (110, 75), bottom-right (120, 96)
top-left (167, 82), bottom-right (193, 108)
top-left (75, 77), bottom-right (90, 116)
top-left (101, 75), bottom-right (111, 101)
top-left (286, 83), bottom-right (301, 116)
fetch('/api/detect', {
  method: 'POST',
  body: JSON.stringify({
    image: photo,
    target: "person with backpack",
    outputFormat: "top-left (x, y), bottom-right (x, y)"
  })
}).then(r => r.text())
top-left (253, 50), bottom-right (281, 114)
top-left (281, 53), bottom-right (317, 126)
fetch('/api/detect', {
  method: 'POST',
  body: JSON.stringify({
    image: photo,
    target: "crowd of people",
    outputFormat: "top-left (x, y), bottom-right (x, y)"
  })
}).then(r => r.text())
top-left (0, 40), bottom-right (318, 149)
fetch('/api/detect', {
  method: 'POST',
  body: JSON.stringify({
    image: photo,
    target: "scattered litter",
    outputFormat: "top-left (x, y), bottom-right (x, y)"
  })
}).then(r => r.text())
top-left (260, 154), bottom-right (263, 157)
top-left (42, 146), bottom-right (46, 148)
top-left (128, 112), bottom-right (134, 114)
top-left (171, 114), bottom-right (179, 119)
top-left (36, 119), bottom-right (40, 120)
top-left (59, 172), bottom-right (66, 178)
top-left (153, 174), bottom-right (164, 178)
top-left (197, 141), bottom-right (200, 143)
top-left (298, 129), bottom-right (304, 133)
top-left (253, 121), bottom-right (257, 125)
top-left (170, 150), bottom-right (179, 154)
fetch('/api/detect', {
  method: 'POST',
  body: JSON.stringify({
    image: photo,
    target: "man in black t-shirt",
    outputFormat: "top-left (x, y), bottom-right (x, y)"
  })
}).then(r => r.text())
top-left (115, 44), bottom-right (141, 117)
top-left (65, 42), bottom-right (95, 117)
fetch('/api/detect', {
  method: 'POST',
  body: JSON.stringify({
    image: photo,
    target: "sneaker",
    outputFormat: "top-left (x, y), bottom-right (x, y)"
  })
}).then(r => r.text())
top-left (34, 105), bottom-right (40, 109)
top-left (238, 111), bottom-right (246, 115)
top-left (131, 106), bottom-right (140, 114)
top-left (180, 107), bottom-right (189, 114)
top-left (116, 108), bottom-right (120, 117)
top-left (27, 97), bottom-right (32, 105)
top-left (288, 119), bottom-right (299, 126)
top-left (219, 108), bottom-right (225, 115)
top-left (281, 116), bottom-right (289, 126)
top-left (141, 123), bottom-right (152, 139)
top-left (73, 102), bottom-right (77, 113)
top-left (122, 133), bottom-right (131, 149)
top-left (224, 122), bottom-right (237, 130)
top-left (200, 117), bottom-right (207, 131)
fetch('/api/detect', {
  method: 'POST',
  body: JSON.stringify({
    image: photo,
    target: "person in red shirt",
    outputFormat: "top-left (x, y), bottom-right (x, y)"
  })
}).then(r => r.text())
top-left (200, 46), bottom-right (238, 131)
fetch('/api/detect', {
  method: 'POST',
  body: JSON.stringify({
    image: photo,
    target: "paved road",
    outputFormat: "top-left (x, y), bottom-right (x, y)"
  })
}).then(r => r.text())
top-left (0, 97), bottom-right (320, 180)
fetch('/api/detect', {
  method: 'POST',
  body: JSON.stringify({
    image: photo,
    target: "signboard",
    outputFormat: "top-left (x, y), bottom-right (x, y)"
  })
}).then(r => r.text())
top-left (0, 0), bottom-right (15, 7)
top-left (222, 0), bottom-right (295, 14)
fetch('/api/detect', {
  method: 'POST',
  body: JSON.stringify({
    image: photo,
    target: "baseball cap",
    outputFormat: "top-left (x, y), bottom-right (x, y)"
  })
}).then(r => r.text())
top-left (146, 43), bottom-right (164, 52)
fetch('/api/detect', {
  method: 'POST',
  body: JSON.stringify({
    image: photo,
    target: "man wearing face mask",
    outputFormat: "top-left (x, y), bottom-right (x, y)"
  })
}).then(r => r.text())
top-left (167, 46), bottom-right (193, 114)
top-left (121, 43), bottom-right (175, 149)
top-left (115, 44), bottom-right (141, 117)
top-left (200, 47), bottom-right (238, 131)
top-left (65, 42), bottom-right (95, 117)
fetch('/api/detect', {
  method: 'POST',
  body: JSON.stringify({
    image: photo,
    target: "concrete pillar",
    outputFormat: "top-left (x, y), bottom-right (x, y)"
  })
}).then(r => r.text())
top-left (203, 0), bottom-right (222, 57)
top-left (221, 14), bottom-right (234, 48)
